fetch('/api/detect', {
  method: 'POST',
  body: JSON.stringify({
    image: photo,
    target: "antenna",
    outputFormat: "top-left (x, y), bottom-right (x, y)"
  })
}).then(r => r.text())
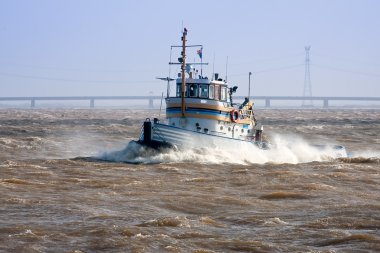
top-left (159, 92), bottom-right (164, 119)
top-left (302, 46), bottom-right (313, 106)
top-left (248, 72), bottom-right (252, 100)
top-left (212, 53), bottom-right (215, 80)
top-left (225, 56), bottom-right (229, 82)
top-left (168, 46), bottom-right (173, 93)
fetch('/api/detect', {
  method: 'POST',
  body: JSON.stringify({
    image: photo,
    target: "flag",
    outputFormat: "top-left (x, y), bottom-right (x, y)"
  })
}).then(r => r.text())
top-left (197, 48), bottom-right (202, 59)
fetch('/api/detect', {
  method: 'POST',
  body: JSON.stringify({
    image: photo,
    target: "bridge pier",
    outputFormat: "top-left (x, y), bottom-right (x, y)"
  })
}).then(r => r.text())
top-left (323, 99), bottom-right (329, 108)
top-left (265, 99), bottom-right (271, 107)
top-left (0, 96), bottom-right (378, 109)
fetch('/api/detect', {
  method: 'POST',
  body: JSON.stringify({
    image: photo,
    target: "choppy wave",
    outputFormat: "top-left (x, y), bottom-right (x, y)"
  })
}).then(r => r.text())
top-left (339, 157), bottom-right (380, 163)
top-left (2, 108), bottom-right (380, 253)
top-left (137, 216), bottom-right (190, 228)
top-left (316, 234), bottom-right (380, 247)
top-left (259, 191), bottom-right (310, 200)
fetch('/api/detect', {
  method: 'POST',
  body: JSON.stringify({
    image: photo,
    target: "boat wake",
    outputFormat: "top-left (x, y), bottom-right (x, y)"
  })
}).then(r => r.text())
top-left (96, 133), bottom-right (370, 165)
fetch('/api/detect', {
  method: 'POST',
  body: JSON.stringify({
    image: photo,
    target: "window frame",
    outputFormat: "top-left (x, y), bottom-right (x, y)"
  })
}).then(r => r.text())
top-left (214, 84), bottom-right (220, 100)
top-left (221, 86), bottom-right (227, 101)
top-left (176, 83), bottom-right (181, 97)
top-left (199, 84), bottom-right (209, 98)
top-left (209, 85), bottom-right (215, 99)
top-left (188, 83), bottom-right (199, 98)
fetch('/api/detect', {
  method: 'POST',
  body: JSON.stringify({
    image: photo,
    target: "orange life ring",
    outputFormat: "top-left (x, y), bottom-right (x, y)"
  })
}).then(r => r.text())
top-left (230, 109), bottom-right (239, 122)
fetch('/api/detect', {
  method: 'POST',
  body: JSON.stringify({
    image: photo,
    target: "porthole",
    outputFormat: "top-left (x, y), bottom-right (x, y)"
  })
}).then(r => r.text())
top-left (241, 129), bottom-right (244, 133)
top-left (228, 127), bottom-right (231, 131)
top-left (220, 126), bottom-right (224, 130)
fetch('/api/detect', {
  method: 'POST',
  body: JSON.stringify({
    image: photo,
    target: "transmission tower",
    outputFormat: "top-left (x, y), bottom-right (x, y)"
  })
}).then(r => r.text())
top-left (302, 46), bottom-right (313, 106)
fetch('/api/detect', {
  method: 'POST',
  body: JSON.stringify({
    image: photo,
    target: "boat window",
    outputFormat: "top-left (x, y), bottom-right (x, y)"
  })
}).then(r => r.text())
top-left (176, 84), bottom-right (181, 97)
top-left (209, 85), bottom-right (214, 99)
top-left (221, 87), bottom-right (227, 101)
top-left (199, 84), bottom-right (208, 98)
top-left (188, 83), bottom-right (198, 97)
top-left (214, 85), bottom-right (220, 100)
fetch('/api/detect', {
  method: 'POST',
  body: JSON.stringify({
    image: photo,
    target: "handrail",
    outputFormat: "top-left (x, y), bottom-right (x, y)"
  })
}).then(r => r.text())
top-left (238, 109), bottom-right (254, 120)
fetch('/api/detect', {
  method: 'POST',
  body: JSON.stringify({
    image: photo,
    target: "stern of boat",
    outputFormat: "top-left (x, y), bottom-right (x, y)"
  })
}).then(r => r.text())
top-left (138, 118), bottom-right (175, 149)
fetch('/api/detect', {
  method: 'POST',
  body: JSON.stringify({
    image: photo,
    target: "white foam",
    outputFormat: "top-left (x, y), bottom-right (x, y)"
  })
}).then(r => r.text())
top-left (264, 217), bottom-right (289, 225)
top-left (99, 133), bottom-right (348, 165)
top-left (349, 150), bottom-right (380, 159)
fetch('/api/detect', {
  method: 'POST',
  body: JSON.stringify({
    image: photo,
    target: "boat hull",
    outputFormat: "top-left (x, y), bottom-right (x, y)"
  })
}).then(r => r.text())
top-left (138, 119), bottom-right (348, 159)
top-left (139, 120), bottom-right (264, 150)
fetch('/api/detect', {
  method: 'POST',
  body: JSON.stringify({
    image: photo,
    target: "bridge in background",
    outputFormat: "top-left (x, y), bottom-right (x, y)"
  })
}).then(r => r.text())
top-left (0, 95), bottom-right (379, 108)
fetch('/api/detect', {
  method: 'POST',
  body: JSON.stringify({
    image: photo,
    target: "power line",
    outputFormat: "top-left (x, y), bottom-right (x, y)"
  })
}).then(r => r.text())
top-left (311, 63), bottom-right (380, 78)
top-left (229, 52), bottom-right (304, 66)
top-left (254, 63), bottom-right (304, 74)
top-left (0, 61), bottom-right (156, 73)
top-left (0, 71), bottom-right (154, 84)
top-left (312, 54), bottom-right (380, 67)
top-left (229, 63), bottom-right (304, 76)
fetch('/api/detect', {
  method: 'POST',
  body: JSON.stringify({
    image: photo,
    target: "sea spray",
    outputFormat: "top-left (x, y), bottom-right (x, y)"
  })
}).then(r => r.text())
top-left (99, 133), bottom-right (348, 164)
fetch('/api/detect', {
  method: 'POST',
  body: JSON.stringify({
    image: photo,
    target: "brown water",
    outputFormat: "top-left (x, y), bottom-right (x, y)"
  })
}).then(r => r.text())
top-left (0, 108), bottom-right (379, 252)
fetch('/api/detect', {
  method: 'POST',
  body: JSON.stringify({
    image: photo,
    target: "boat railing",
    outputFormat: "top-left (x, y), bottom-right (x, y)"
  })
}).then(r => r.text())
top-left (139, 124), bottom-right (145, 141)
top-left (238, 109), bottom-right (254, 120)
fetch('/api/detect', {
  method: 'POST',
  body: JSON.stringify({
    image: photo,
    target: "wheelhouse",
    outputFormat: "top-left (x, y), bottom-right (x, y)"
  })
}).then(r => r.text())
top-left (175, 80), bottom-right (230, 104)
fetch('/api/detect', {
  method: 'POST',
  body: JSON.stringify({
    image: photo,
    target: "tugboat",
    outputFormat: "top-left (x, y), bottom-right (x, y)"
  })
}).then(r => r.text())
top-left (138, 28), bottom-right (267, 150)
top-left (136, 28), bottom-right (347, 158)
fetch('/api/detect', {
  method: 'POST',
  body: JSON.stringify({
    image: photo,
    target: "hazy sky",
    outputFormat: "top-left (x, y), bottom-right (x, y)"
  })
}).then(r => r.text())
top-left (1, 0), bottom-right (379, 97)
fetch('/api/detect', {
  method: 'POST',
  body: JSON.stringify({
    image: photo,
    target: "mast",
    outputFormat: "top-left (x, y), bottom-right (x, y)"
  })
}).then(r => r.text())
top-left (181, 28), bottom-right (187, 117)
top-left (200, 46), bottom-right (203, 77)
top-left (248, 72), bottom-right (252, 100)
top-left (168, 29), bottom-right (207, 116)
